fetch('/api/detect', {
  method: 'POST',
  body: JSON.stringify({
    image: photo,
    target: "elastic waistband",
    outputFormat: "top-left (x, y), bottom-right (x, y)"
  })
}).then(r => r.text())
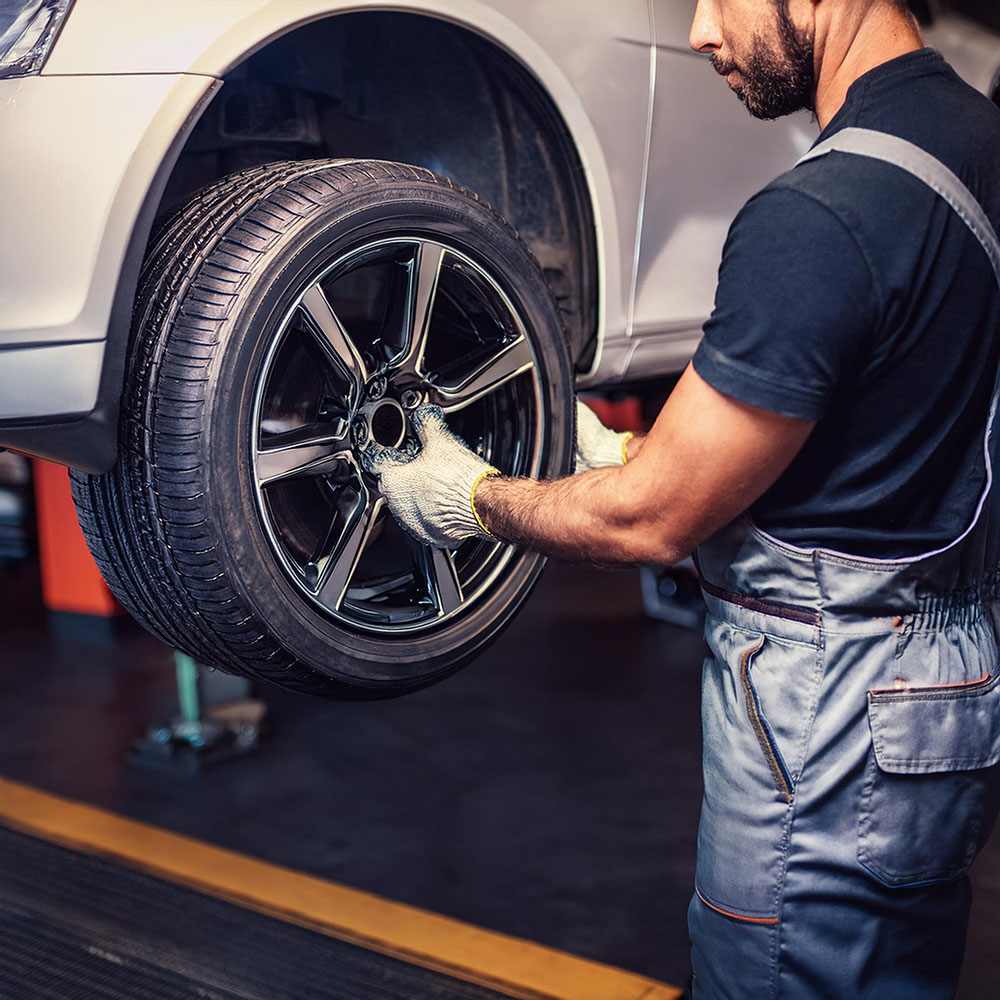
top-left (700, 568), bottom-right (1000, 642)
top-left (906, 570), bottom-right (1000, 633)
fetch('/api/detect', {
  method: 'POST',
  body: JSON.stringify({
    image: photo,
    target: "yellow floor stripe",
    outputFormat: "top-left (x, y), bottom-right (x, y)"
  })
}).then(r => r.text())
top-left (0, 778), bottom-right (681, 1000)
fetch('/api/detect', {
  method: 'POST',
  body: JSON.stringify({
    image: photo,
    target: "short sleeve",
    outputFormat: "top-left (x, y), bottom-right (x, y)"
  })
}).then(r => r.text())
top-left (692, 186), bottom-right (879, 420)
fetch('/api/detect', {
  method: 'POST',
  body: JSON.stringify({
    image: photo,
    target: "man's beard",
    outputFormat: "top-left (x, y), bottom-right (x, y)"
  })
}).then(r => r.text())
top-left (711, 2), bottom-right (815, 120)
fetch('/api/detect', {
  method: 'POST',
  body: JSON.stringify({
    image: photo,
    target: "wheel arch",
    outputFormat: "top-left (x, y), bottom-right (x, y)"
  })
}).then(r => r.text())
top-left (184, 1), bottom-right (616, 347)
top-left (101, 4), bottom-right (613, 423)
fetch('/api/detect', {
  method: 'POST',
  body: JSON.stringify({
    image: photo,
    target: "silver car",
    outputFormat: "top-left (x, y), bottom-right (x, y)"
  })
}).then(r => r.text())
top-left (1, 0), bottom-right (997, 696)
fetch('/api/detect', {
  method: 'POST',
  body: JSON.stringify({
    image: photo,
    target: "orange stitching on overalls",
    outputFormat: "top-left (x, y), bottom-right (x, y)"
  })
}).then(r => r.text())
top-left (696, 887), bottom-right (780, 926)
top-left (740, 636), bottom-right (794, 804)
top-left (869, 672), bottom-right (991, 696)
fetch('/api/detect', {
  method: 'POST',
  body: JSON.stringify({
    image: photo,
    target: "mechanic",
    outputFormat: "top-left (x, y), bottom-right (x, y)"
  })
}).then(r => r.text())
top-left (366, 0), bottom-right (1000, 995)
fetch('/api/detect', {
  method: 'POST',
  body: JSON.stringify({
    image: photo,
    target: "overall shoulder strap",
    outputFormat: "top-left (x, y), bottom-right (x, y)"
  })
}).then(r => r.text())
top-left (797, 126), bottom-right (1000, 286)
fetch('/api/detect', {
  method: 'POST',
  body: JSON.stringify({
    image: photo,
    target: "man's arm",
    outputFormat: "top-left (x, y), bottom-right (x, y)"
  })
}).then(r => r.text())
top-left (368, 185), bottom-right (871, 557)
top-left (475, 364), bottom-right (814, 565)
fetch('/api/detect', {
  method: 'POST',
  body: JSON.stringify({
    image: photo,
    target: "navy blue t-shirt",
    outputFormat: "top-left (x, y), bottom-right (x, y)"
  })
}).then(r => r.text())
top-left (692, 49), bottom-right (1000, 558)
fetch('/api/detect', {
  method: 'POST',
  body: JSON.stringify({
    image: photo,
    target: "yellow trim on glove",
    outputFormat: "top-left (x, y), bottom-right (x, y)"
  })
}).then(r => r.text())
top-left (620, 431), bottom-right (635, 466)
top-left (470, 467), bottom-right (502, 539)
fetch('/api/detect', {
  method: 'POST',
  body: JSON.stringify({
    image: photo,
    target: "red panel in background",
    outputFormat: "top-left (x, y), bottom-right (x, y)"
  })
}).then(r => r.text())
top-left (580, 394), bottom-right (646, 434)
top-left (32, 460), bottom-right (121, 617)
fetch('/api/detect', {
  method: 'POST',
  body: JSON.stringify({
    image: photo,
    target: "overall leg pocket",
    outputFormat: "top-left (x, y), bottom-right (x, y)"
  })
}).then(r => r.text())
top-left (696, 623), bottom-right (822, 921)
top-left (858, 673), bottom-right (1000, 888)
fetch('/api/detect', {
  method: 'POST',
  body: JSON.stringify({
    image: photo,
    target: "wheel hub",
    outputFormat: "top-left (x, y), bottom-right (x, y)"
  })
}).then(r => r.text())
top-left (354, 396), bottom-right (408, 450)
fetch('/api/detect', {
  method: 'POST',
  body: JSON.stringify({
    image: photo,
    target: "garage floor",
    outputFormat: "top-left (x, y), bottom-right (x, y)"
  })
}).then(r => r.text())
top-left (1, 558), bottom-right (998, 996)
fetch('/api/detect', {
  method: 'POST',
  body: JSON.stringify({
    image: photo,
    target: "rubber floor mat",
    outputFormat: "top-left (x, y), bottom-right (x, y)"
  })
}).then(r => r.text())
top-left (0, 825), bottom-right (512, 1000)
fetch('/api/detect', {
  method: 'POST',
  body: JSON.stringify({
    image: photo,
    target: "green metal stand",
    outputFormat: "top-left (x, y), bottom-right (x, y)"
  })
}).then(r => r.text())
top-left (175, 652), bottom-right (201, 726)
top-left (129, 651), bottom-right (268, 776)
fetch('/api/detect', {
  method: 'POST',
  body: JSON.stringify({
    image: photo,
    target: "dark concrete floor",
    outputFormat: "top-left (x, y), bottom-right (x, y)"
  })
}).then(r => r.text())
top-left (0, 558), bottom-right (998, 995)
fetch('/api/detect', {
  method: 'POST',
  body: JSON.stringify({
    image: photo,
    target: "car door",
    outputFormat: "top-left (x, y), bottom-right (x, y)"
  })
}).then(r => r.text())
top-left (629, 1), bottom-right (817, 377)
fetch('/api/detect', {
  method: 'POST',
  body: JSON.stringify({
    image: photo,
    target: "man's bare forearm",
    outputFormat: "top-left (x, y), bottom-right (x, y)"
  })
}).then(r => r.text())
top-left (475, 465), bottom-right (682, 565)
top-left (473, 367), bottom-right (815, 567)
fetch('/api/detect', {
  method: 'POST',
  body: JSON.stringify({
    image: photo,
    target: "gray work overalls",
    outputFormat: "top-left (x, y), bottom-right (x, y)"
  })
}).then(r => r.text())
top-left (690, 129), bottom-right (1000, 998)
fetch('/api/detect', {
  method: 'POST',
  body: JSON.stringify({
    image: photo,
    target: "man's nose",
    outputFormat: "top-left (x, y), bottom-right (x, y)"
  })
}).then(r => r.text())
top-left (690, 0), bottom-right (722, 55)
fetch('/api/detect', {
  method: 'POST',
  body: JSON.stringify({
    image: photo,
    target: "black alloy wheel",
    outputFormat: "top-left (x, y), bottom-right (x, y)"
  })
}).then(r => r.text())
top-left (252, 236), bottom-right (542, 636)
top-left (72, 160), bottom-right (575, 698)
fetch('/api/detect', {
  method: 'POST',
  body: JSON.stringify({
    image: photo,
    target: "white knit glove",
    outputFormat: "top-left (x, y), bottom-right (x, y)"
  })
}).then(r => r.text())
top-left (574, 399), bottom-right (634, 473)
top-left (362, 405), bottom-right (499, 548)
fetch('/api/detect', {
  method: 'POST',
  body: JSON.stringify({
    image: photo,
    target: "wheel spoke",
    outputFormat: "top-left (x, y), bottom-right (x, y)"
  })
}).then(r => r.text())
top-left (300, 284), bottom-right (368, 390)
top-left (419, 545), bottom-right (463, 615)
top-left (394, 242), bottom-right (446, 377)
top-left (427, 336), bottom-right (534, 414)
top-left (256, 423), bottom-right (351, 487)
top-left (315, 493), bottom-right (384, 612)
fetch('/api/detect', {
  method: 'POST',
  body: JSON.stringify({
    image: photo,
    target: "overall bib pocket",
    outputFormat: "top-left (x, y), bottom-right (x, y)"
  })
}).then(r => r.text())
top-left (858, 672), bottom-right (1000, 888)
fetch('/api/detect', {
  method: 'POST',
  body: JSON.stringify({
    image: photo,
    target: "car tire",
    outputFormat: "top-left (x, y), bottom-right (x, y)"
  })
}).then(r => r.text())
top-left (71, 159), bottom-right (575, 699)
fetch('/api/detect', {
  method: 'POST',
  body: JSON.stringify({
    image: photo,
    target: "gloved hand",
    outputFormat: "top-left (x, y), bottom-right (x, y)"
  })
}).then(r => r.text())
top-left (362, 405), bottom-right (499, 548)
top-left (574, 399), bottom-right (634, 473)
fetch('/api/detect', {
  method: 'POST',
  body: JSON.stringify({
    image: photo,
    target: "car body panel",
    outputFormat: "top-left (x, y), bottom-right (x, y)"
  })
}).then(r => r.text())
top-left (0, 342), bottom-right (106, 422)
top-left (627, 46), bottom-right (815, 380)
top-left (43, 0), bottom-right (654, 358)
top-left (0, 71), bottom-right (217, 457)
top-left (0, 73), bottom-right (215, 352)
